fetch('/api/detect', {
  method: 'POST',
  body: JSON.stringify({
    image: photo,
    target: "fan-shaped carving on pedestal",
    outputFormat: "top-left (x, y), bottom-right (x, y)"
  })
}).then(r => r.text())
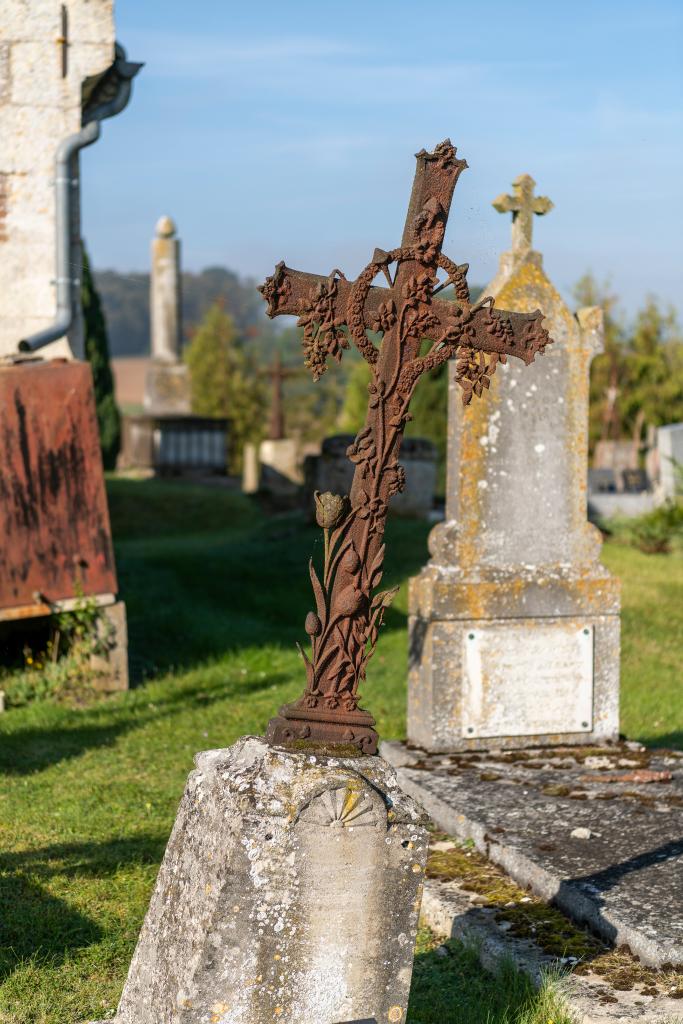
top-left (297, 785), bottom-right (378, 828)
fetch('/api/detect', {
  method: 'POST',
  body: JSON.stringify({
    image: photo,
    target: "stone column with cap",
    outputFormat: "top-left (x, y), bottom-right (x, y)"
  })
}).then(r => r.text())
top-left (143, 215), bottom-right (191, 414)
top-left (406, 175), bottom-right (621, 752)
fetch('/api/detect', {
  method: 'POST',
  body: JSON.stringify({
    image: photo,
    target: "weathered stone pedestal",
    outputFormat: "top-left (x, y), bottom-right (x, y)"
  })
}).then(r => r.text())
top-left (110, 737), bottom-right (427, 1024)
top-left (143, 361), bottom-right (191, 415)
top-left (259, 437), bottom-right (302, 498)
top-left (408, 180), bottom-right (621, 752)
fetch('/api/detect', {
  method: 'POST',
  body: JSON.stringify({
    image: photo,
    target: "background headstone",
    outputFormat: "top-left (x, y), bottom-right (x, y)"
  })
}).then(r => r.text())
top-left (113, 737), bottom-right (427, 1024)
top-left (257, 351), bottom-right (306, 499)
top-left (304, 435), bottom-right (437, 519)
top-left (0, 1), bottom-right (115, 358)
top-left (407, 176), bottom-right (621, 752)
top-left (593, 439), bottom-right (639, 490)
top-left (656, 422), bottom-right (683, 501)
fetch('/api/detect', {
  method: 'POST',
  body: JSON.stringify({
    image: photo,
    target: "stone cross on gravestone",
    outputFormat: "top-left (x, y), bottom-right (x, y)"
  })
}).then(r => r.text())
top-left (259, 140), bottom-right (552, 755)
top-left (404, 169), bottom-right (620, 754)
top-left (492, 173), bottom-right (553, 255)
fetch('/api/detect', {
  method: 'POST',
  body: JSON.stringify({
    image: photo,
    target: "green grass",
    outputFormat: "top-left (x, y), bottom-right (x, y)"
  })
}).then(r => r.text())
top-left (0, 477), bottom-right (680, 1022)
top-left (601, 540), bottom-right (683, 748)
top-left (409, 929), bottom-right (575, 1024)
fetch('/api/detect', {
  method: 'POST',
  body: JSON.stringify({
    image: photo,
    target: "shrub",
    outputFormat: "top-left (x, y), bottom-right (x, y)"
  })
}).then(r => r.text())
top-left (0, 593), bottom-right (112, 708)
top-left (629, 501), bottom-right (683, 554)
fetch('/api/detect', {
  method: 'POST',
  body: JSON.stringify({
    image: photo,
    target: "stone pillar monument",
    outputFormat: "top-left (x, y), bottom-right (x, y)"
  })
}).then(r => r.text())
top-left (407, 175), bottom-right (621, 752)
top-left (143, 216), bottom-right (191, 414)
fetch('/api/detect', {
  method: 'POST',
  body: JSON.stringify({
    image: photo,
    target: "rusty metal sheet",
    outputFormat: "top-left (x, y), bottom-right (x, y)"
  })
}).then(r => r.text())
top-left (0, 359), bottom-right (117, 611)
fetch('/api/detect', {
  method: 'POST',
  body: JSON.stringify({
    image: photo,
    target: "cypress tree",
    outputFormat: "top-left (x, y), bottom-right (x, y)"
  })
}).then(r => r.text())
top-left (184, 301), bottom-right (266, 473)
top-left (81, 245), bottom-right (121, 470)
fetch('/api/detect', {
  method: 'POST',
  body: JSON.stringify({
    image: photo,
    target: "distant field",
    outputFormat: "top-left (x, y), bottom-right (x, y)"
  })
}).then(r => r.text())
top-left (0, 479), bottom-right (679, 1022)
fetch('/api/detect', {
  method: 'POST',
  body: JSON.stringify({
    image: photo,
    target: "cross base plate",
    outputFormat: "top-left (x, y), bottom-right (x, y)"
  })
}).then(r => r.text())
top-left (266, 709), bottom-right (379, 756)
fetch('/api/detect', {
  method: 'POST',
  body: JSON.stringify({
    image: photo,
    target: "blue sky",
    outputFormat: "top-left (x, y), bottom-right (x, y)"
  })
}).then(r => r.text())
top-left (83, 0), bottom-right (683, 317)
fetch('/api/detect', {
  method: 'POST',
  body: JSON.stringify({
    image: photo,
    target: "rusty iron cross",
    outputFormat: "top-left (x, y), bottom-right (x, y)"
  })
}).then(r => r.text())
top-left (259, 140), bottom-right (552, 755)
top-left (261, 350), bottom-right (300, 441)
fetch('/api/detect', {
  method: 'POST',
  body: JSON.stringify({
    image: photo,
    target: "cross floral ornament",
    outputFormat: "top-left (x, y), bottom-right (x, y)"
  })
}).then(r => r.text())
top-left (259, 140), bottom-right (552, 755)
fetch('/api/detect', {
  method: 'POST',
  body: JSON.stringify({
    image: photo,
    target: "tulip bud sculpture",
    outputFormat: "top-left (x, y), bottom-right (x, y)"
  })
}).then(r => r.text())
top-left (259, 141), bottom-right (551, 754)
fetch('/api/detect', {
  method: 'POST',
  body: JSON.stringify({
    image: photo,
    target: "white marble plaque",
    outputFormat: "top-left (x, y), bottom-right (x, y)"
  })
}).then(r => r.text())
top-left (462, 622), bottom-right (594, 738)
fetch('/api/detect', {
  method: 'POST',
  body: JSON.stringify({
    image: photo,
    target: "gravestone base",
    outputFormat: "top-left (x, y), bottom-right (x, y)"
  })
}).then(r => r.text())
top-left (408, 567), bottom-right (620, 752)
top-left (110, 736), bottom-right (427, 1024)
top-left (259, 437), bottom-right (302, 498)
top-left (143, 362), bottom-right (191, 415)
top-left (90, 600), bottom-right (129, 692)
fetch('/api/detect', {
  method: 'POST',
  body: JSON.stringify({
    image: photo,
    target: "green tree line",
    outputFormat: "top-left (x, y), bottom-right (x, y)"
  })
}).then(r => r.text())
top-left (84, 262), bottom-right (683, 482)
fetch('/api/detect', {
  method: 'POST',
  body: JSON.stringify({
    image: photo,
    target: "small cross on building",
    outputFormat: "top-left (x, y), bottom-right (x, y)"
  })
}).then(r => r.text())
top-left (492, 173), bottom-right (553, 255)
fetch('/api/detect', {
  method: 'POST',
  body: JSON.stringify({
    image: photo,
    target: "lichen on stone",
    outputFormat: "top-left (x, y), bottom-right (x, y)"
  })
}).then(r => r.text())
top-left (426, 831), bottom-right (683, 995)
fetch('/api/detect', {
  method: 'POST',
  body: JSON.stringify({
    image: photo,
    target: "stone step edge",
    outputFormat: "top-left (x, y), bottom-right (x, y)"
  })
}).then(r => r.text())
top-left (384, 748), bottom-right (674, 968)
top-left (421, 877), bottom-right (683, 1024)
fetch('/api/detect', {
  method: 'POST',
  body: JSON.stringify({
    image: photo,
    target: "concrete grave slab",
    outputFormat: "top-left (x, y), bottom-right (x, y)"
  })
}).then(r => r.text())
top-left (420, 877), bottom-right (683, 1023)
top-left (382, 740), bottom-right (683, 968)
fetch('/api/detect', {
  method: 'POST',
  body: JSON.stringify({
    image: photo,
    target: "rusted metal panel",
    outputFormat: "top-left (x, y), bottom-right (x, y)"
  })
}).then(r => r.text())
top-left (0, 359), bottom-right (117, 611)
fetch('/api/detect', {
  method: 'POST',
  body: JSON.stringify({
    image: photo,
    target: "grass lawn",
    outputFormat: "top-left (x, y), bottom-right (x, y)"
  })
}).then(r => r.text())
top-left (0, 478), bottom-right (681, 1023)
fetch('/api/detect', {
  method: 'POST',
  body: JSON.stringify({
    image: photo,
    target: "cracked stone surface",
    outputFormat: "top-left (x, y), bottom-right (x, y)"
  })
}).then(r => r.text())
top-left (111, 737), bottom-right (428, 1024)
top-left (382, 740), bottom-right (683, 967)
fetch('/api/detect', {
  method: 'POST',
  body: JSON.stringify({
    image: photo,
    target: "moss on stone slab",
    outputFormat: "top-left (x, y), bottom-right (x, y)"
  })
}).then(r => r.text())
top-left (426, 833), bottom-right (683, 995)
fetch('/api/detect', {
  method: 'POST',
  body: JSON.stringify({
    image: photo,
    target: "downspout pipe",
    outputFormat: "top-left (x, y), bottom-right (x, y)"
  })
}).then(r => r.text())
top-left (19, 44), bottom-right (142, 354)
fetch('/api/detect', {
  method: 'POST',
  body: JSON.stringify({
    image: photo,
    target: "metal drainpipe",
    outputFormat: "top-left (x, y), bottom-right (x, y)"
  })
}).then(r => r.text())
top-left (19, 44), bottom-right (142, 354)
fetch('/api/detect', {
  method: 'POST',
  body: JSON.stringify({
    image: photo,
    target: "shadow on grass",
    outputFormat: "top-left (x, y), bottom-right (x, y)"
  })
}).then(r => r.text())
top-left (407, 938), bottom-right (547, 1024)
top-left (112, 482), bottom-right (431, 683)
top-left (639, 732), bottom-right (683, 751)
top-left (0, 670), bottom-right (288, 775)
top-left (0, 835), bottom-right (163, 984)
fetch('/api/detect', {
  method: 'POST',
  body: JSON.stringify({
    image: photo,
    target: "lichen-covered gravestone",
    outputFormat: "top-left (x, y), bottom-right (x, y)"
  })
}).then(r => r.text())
top-left (114, 739), bottom-right (425, 1024)
top-left (103, 141), bottom-right (551, 1024)
top-left (407, 174), bottom-right (620, 752)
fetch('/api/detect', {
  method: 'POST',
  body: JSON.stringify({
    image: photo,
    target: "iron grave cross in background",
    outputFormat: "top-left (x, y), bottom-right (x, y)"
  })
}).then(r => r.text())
top-left (259, 140), bottom-right (552, 755)
top-left (262, 350), bottom-right (299, 440)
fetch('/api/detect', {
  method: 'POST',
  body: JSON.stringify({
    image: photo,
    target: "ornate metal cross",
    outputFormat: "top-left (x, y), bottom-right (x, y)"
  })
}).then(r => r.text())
top-left (492, 173), bottom-right (553, 254)
top-left (259, 140), bottom-right (552, 755)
